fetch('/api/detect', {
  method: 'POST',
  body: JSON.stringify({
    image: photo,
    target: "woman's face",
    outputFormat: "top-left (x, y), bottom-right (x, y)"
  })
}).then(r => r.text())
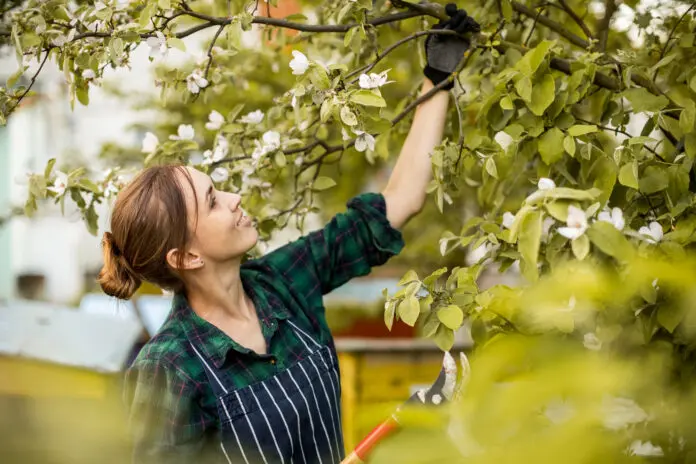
top-left (178, 167), bottom-right (258, 265)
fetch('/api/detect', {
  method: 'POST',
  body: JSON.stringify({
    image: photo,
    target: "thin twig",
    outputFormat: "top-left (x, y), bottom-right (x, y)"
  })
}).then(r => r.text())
top-left (574, 116), bottom-right (663, 158)
top-left (557, 0), bottom-right (593, 40)
top-left (202, 24), bottom-right (226, 81)
top-left (345, 29), bottom-right (462, 82)
top-left (523, 5), bottom-right (547, 47)
top-left (652, 2), bottom-right (696, 81)
top-left (6, 50), bottom-right (51, 115)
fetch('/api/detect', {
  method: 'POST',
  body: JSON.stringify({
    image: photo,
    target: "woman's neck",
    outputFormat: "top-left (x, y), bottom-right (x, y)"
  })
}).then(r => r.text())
top-left (184, 262), bottom-right (255, 322)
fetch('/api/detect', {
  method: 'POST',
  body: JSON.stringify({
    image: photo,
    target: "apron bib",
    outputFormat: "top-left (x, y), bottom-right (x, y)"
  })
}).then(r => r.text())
top-left (188, 319), bottom-right (344, 464)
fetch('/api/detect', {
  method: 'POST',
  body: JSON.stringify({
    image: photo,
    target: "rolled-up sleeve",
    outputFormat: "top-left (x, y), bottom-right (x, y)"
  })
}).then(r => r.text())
top-left (260, 193), bottom-right (405, 299)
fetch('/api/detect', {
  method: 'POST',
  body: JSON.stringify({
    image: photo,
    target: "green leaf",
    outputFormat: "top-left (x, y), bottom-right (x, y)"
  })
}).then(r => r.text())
top-left (274, 151), bottom-right (287, 167)
top-left (587, 221), bottom-right (633, 261)
top-left (500, 95), bottom-right (514, 110)
top-left (528, 74), bottom-right (555, 116)
top-left (567, 124), bottom-right (598, 136)
top-left (545, 201), bottom-right (570, 221)
top-left (433, 325), bottom-right (455, 351)
top-left (518, 210), bottom-right (542, 281)
top-left (515, 76), bottom-right (532, 102)
top-left (525, 187), bottom-right (600, 205)
top-left (44, 159), bottom-right (56, 179)
top-left (384, 300), bottom-right (396, 331)
top-left (423, 267), bottom-right (447, 288)
top-left (398, 269), bottom-right (419, 286)
top-left (284, 13), bottom-right (308, 21)
top-left (320, 99), bottom-right (334, 123)
top-left (639, 166), bottom-right (669, 194)
top-left (422, 312), bottom-right (441, 338)
top-left (76, 86), bottom-right (89, 106)
top-left (571, 234), bottom-right (590, 260)
top-left (340, 106), bottom-right (357, 126)
top-left (685, 133), bottom-right (696, 159)
top-left (167, 37), bottom-right (186, 52)
top-left (308, 65), bottom-right (330, 90)
top-left (657, 305), bottom-right (684, 333)
top-left (398, 296), bottom-right (420, 326)
top-left (538, 127), bottom-right (565, 164)
top-left (563, 135), bottom-right (576, 156)
top-left (618, 162), bottom-right (639, 189)
top-left (517, 40), bottom-right (555, 76)
top-left (438, 305), bottom-right (464, 330)
top-left (6, 67), bottom-right (25, 88)
top-left (501, 0), bottom-right (513, 19)
top-left (623, 88), bottom-right (669, 113)
top-left (349, 90), bottom-right (386, 107)
top-left (313, 176), bottom-right (336, 190)
top-left (485, 157), bottom-right (498, 178)
top-left (158, 0), bottom-right (171, 9)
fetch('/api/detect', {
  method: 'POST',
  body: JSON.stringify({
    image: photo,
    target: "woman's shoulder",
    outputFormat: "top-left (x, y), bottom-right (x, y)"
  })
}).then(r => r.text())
top-left (128, 324), bottom-right (196, 379)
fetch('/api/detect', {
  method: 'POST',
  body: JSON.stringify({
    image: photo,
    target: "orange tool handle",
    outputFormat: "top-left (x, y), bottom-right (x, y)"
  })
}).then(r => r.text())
top-left (341, 416), bottom-right (399, 464)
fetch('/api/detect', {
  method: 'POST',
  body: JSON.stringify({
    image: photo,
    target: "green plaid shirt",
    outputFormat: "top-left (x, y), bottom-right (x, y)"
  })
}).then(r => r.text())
top-left (124, 193), bottom-right (404, 463)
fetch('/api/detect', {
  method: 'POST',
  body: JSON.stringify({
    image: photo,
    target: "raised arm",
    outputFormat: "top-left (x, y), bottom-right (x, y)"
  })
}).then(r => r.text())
top-left (382, 3), bottom-right (480, 230)
top-left (382, 79), bottom-right (449, 229)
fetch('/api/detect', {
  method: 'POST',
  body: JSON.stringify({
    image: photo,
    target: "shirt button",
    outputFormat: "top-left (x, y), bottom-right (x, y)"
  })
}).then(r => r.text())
top-left (270, 358), bottom-right (276, 364)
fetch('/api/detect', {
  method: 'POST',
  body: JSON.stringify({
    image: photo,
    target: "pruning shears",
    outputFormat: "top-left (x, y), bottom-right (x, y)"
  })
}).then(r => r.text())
top-left (341, 351), bottom-right (471, 464)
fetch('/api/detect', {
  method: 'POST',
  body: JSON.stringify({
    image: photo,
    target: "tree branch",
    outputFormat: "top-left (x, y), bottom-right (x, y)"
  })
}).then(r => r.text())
top-left (202, 24), bottom-right (225, 81)
top-left (512, 1), bottom-right (590, 49)
top-left (5, 50), bottom-right (51, 116)
top-left (557, 0), bottom-right (593, 40)
top-left (345, 29), bottom-right (462, 82)
top-left (596, 0), bottom-right (617, 52)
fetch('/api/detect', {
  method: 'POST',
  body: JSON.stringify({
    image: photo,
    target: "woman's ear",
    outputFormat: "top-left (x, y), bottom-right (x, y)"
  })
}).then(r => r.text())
top-left (166, 248), bottom-right (204, 271)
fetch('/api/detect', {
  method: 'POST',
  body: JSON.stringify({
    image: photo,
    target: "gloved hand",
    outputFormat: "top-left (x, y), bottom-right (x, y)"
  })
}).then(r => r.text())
top-left (424, 3), bottom-right (481, 90)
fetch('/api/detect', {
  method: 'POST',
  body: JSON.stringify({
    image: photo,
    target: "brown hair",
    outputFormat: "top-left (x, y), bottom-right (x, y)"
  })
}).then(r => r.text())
top-left (98, 165), bottom-right (198, 300)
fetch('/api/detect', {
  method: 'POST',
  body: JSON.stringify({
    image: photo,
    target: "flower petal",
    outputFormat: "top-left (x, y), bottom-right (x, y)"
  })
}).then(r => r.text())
top-left (557, 227), bottom-right (584, 240)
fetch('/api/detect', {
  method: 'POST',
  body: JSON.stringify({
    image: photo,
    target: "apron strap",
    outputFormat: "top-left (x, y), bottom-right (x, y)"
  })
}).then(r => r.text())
top-left (189, 342), bottom-right (229, 397)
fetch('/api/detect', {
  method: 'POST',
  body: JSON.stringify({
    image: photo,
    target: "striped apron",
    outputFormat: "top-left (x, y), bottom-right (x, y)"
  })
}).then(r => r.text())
top-left (188, 319), bottom-right (344, 464)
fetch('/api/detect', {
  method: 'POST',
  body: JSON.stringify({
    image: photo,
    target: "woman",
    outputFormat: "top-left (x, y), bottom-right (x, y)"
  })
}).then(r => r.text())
top-left (103, 6), bottom-right (479, 464)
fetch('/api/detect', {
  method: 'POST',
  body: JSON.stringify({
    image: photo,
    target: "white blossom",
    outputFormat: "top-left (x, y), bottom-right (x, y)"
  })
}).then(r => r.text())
top-left (169, 124), bottom-right (195, 141)
top-left (353, 130), bottom-right (375, 152)
top-left (141, 132), bottom-right (159, 154)
top-left (81, 69), bottom-right (96, 80)
top-left (544, 399), bottom-right (575, 425)
top-left (47, 171), bottom-right (69, 196)
top-left (597, 206), bottom-right (625, 231)
top-left (210, 167), bottom-right (229, 183)
top-left (262, 131), bottom-right (281, 151)
top-left (83, 192), bottom-right (95, 205)
top-left (341, 128), bottom-right (351, 141)
top-left (557, 205), bottom-right (588, 240)
top-left (639, 221), bottom-right (663, 244)
top-left (104, 180), bottom-right (119, 198)
top-left (502, 212), bottom-right (515, 229)
top-left (359, 70), bottom-right (392, 89)
top-left (146, 31), bottom-right (167, 60)
top-left (186, 70), bottom-right (208, 94)
top-left (538, 177), bottom-right (556, 190)
top-left (205, 110), bottom-right (225, 131)
top-left (628, 441), bottom-right (663, 457)
top-left (583, 332), bottom-right (602, 351)
top-left (602, 396), bottom-right (648, 430)
top-left (239, 110), bottom-right (264, 125)
top-left (289, 50), bottom-right (309, 75)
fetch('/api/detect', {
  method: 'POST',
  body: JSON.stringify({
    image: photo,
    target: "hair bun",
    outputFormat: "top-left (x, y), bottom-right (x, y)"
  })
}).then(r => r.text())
top-left (98, 231), bottom-right (141, 300)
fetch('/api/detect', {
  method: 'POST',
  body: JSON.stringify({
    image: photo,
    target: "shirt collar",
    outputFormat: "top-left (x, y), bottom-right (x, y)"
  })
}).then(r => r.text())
top-left (172, 270), bottom-right (290, 369)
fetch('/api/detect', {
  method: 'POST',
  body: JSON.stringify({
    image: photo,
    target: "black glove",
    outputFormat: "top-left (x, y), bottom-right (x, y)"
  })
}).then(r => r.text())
top-left (424, 3), bottom-right (481, 90)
